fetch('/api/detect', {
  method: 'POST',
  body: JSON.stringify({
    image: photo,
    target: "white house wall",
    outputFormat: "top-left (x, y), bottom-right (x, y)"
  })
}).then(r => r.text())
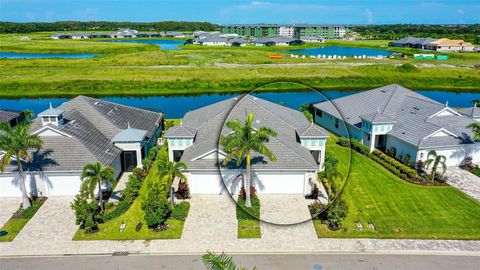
top-left (385, 135), bottom-right (419, 162)
top-left (418, 144), bottom-right (480, 166)
top-left (44, 173), bottom-right (82, 196)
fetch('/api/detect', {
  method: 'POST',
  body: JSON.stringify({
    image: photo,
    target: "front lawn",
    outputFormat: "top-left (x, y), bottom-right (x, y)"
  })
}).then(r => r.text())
top-left (73, 156), bottom-right (189, 240)
top-left (0, 197), bottom-right (47, 242)
top-left (314, 135), bottom-right (480, 239)
top-left (236, 196), bottom-right (261, 238)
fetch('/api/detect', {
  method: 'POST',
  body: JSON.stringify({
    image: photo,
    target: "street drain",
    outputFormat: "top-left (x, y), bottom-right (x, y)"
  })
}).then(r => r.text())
top-left (112, 251), bottom-right (129, 256)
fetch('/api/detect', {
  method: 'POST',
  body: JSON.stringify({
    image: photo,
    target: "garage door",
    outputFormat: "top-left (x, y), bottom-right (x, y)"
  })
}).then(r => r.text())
top-left (433, 148), bottom-right (470, 166)
top-left (46, 175), bottom-right (82, 196)
top-left (189, 172), bottom-right (228, 194)
top-left (256, 173), bottom-right (305, 194)
top-left (0, 175), bottom-right (22, 197)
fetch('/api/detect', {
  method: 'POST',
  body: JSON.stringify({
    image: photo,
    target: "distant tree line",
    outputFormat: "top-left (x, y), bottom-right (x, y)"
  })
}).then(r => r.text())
top-left (352, 24), bottom-right (480, 43)
top-left (0, 21), bottom-right (219, 33)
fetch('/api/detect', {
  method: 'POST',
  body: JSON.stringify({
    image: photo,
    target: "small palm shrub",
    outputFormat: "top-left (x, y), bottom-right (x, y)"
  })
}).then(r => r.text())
top-left (171, 201), bottom-right (190, 221)
top-left (142, 182), bottom-right (171, 228)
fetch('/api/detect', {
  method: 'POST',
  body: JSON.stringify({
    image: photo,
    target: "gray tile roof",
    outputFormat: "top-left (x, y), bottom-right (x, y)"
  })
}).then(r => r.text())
top-left (173, 95), bottom-right (328, 171)
top-left (38, 107), bottom-right (63, 116)
top-left (0, 110), bottom-right (21, 123)
top-left (360, 111), bottom-right (396, 124)
top-left (297, 123), bottom-right (329, 138)
top-left (391, 37), bottom-right (437, 46)
top-left (313, 84), bottom-right (477, 148)
top-left (26, 96), bottom-right (163, 172)
top-left (459, 106), bottom-right (480, 118)
top-left (165, 125), bottom-right (196, 138)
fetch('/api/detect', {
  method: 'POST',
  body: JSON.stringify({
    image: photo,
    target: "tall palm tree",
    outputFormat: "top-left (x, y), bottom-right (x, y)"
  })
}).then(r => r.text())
top-left (220, 113), bottom-right (277, 207)
top-left (202, 251), bottom-right (256, 270)
top-left (157, 159), bottom-right (188, 207)
top-left (80, 162), bottom-right (116, 212)
top-left (424, 150), bottom-right (447, 182)
top-left (467, 122), bottom-right (480, 140)
top-left (0, 122), bottom-right (43, 209)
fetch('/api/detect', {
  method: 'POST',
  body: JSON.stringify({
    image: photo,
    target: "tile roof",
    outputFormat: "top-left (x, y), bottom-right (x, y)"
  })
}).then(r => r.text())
top-left (169, 95), bottom-right (328, 171)
top-left (0, 110), bottom-right (21, 123)
top-left (26, 96), bottom-right (163, 172)
top-left (112, 128), bottom-right (147, 143)
top-left (313, 84), bottom-right (477, 148)
top-left (459, 106), bottom-right (480, 118)
top-left (164, 125), bottom-right (196, 138)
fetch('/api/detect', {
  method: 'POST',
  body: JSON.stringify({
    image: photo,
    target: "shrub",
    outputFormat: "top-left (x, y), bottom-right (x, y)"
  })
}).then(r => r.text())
top-left (236, 196), bottom-right (260, 220)
top-left (22, 198), bottom-right (44, 219)
top-left (175, 182), bottom-right (191, 199)
top-left (318, 198), bottom-right (348, 231)
top-left (171, 201), bottom-right (190, 221)
top-left (142, 183), bottom-right (171, 228)
top-left (397, 63), bottom-right (419, 73)
top-left (70, 191), bottom-right (100, 231)
top-left (308, 201), bottom-right (326, 218)
top-left (337, 137), bottom-right (370, 155)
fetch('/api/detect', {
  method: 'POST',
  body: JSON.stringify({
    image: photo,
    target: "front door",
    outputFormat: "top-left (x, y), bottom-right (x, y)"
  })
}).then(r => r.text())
top-left (122, 151), bottom-right (138, 172)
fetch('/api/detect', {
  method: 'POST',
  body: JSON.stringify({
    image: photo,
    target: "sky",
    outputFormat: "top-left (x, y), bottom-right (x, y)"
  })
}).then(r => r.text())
top-left (0, 0), bottom-right (479, 24)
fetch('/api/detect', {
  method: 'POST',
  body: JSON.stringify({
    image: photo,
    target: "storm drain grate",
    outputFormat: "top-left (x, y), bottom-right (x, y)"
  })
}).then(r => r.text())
top-left (112, 251), bottom-right (129, 256)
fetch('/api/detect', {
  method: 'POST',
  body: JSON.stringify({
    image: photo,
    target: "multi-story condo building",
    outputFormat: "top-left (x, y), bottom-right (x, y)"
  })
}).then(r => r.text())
top-left (221, 24), bottom-right (348, 39)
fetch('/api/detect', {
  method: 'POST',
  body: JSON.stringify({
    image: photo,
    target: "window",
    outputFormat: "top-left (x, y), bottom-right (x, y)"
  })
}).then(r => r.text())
top-left (316, 109), bottom-right (323, 118)
top-left (49, 116), bottom-right (57, 122)
top-left (43, 117), bottom-right (50, 122)
top-left (335, 119), bottom-right (339, 129)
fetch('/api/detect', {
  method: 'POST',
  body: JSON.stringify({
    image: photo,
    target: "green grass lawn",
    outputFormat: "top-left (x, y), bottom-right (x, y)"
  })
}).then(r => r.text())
top-left (73, 157), bottom-right (188, 240)
top-left (0, 218), bottom-right (29, 242)
top-left (238, 220), bottom-right (261, 238)
top-left (313, 136), bottom-right (480, 239)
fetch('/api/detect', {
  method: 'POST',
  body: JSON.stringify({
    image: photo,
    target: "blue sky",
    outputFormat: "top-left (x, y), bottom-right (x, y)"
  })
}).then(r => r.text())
top-left (0, 0), bottom-right (479, 24)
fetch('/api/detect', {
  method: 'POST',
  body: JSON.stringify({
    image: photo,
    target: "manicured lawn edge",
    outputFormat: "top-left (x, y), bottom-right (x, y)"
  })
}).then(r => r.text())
top-left (236, 196), bottom-right (261, 239)
top-left (0, 197), bottom-right (47, 242)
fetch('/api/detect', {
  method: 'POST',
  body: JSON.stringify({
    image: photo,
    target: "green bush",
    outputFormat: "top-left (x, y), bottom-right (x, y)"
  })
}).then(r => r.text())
top-left (318, 198), bottom-right (348, 231)
top-left (308, 201), bottom-right (326, 218)
top-left (397, 63), bottom-right (419, 73)
top-left (70, 192), bottom-right (100, 231)
top-left (142, 182), bottom-right (171, 228)
top-left (371, 149), bottom-right (417, 179)
top-left (22, 199), bottom-right (44, 219)
top-left (236, 197), bottom-right (260, 220)
top-left (171, 201), bottom-right (190, 221)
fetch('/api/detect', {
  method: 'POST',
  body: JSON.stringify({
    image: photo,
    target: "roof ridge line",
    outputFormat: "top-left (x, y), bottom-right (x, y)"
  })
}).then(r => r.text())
top-left (246, 95), bottom-right (303, 130)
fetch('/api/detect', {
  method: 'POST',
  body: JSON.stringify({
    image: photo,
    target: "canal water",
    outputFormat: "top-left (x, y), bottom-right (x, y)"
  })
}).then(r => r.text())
top-left (0, 52), bottom-right (99, 59)
top-left (101, 39), bottom-right (185, 50)
top-left (0, 90), bottom-right (477, 119)
top-left (289, 46), bottom-right (392, 57)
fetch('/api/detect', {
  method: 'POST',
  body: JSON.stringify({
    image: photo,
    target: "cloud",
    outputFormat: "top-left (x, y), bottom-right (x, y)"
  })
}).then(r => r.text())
top-left (251, 1), bottom-right (272, 6)
top-left (364, 8), bottom-right (374, 24)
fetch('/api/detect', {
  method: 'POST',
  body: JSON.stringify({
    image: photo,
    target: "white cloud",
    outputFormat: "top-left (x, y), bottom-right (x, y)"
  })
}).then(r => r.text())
top-left (364, 8), bottom-right (374, 24)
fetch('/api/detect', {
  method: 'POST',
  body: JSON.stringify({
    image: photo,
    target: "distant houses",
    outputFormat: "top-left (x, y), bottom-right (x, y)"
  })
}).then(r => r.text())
top-left (389, 36), bottom-right (476, 52)
top-left (51, 28), bottom-right (186, 40)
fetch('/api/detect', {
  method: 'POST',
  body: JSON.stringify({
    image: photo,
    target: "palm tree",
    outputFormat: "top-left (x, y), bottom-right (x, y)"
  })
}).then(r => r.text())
top-left (202, 251), bottom-right (255, 270)
top-left (80, 162), bottom-right (116, 212)
top-left (157, 159), bottom-right (188, 207)
top-left (467, 122), bottom-right (480, 140)
top-left (219, 113), bottom-right (277, 207)
top-left (299, 103), bottom-right (313, 123)
top-left (0, 122), bottom-right (43, 209)
top-left (424, 150), bottom-right (447, 182)
top-left (320, 158), bottom-right (342, 197)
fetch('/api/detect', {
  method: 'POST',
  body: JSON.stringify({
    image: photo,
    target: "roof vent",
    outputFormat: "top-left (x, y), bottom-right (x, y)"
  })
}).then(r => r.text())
top-left (94, 101), bottom-right (100, 106)
top-left (105, 149), bottom-right (111, 154)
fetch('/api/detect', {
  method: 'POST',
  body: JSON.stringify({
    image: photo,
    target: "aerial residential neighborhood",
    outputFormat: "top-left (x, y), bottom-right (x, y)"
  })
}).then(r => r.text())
top-left (0, 1), bottom-right (480, 269)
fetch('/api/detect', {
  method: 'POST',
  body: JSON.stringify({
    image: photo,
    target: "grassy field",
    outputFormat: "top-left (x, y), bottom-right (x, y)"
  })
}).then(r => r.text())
top-left (313, 136), bottom-right (480, 240)
top-left (73, 158), bottom-right (187, 241)
top-left (238, 220), bottom-right (261, 238)
top-left (0, 33), bottom-right (479, 98)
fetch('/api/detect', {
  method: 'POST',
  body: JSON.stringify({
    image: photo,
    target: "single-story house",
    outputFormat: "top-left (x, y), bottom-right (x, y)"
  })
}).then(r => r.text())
top-left (0, 96), bottom-right (163, 197)
top-left (51, 33), bottom-right (72, 40)
top-left (110, 28), bottom-right (139, 38)
top-left (424, 38), bottom-right (475, 52)
top-left (197, 36), bottom-right (228, 46)
top-left (165, 95), bottom-right (329, 195)
top-left (252, 37), bottom-right (299, 46)
top-left (71, 33), bottom-right (92, 39)
top-left (389, 37), bottom-right (437, 49)
top-left (312, 84), bottom-right (479, 167)
top-left (459, 104), bottom-right (480, 122)
top-left (164, 31), bottom-right (186, 38)
top-left (301, 36), bottom-right (325, 43)
top-left (0, 109), bottom-right (25, 127)
top-left (226, 37), bottom-right (247, 47)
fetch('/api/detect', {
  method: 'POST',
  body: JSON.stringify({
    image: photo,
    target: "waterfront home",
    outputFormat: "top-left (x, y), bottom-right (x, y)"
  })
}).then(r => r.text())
top-left (313, 84), bottom-right (480, 166)
top-left (165, 95), bottom-right (329, 195)
top-left (164, 31), bottom-right (186, 38)
top-left (300, 36), bottom-right (325, 43)
top-left (252, 37), bottom-right (301, 46)
top-left (389, 37), bottom-right (437, 49)
top-left (111, 28), bottom-right (139, 38)
top-left (460, 105), bottom-right (480, 122)
top-left (424, 38), bottom-right (475, 52)
top-left (0, 109), bottom-right (24, 127)
top-left (0, 96), bottom-right (163, 197)
top-left (51, 33), bottom-right (72, 40)
top-left (226, 37), bottom-right (247, 47)
top-left (197, 36), bottom-right (228, 46)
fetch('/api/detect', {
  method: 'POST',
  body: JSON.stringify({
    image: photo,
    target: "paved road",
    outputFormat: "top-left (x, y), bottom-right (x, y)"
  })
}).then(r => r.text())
top-left (1, 253), bottom-right (479, 270)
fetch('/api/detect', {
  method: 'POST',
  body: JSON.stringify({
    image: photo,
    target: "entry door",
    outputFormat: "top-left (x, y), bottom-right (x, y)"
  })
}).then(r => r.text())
top-left (122, 151), bottom-right (138, 172)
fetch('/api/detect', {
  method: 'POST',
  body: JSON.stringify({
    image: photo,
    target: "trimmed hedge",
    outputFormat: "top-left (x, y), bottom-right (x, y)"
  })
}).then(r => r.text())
top-left (171, 201), bottom-right (190, 221)
top-left (337, 137), bottom-right (417, 182)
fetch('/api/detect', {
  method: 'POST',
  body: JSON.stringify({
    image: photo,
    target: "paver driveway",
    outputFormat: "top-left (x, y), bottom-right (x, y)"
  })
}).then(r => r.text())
top-left (446, 167), bottom-right (480, 202)
top-left (259, 195), bottom-right (317, 242)
top-left (0, 197), bottom-right (20, 228)
top-left (13, 196), bottom-right (77, 244)
top-left (182, 195), bottom-right (237, 245)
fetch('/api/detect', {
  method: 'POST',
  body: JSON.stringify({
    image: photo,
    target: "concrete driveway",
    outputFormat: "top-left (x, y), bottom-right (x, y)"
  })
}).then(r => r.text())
top-left (13, 196), bottom-right (77, 244)
top-left (0, 197), bottom-right (20, 228)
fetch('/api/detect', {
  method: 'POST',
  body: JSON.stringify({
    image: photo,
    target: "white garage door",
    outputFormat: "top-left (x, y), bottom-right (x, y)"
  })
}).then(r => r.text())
top-left (255, 172), bottom-right (305, 194)
top-left (0, 175), bottom-right (22, 197)
top-left (188, 172), bottom-right (227, 194)
top-left (189, 171), bottom-right (305, 194)
top-left (46, 175), bottom-right (82, 196)
top-left (433, 147), bottom-right (478, 167)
